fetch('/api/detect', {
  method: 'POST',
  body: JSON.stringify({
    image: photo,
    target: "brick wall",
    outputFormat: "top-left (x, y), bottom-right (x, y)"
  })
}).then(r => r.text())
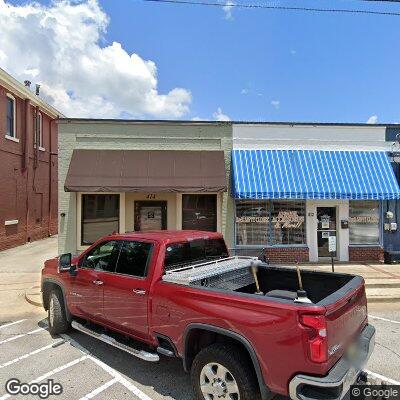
top-left (0, 84), bottom-right (58, 251)
top-left (234, 246), bottom-right (310, 264)
top-left (349, 246), bottom-right (384, 262)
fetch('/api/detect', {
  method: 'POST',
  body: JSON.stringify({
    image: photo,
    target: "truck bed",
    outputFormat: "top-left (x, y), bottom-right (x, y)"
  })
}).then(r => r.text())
top-left (162, 256), bottom-right (357, 304)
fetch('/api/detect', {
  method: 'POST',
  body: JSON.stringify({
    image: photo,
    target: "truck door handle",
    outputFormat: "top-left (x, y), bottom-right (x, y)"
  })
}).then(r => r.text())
top-left (92, 280), bottom-right (104, 286)
top-left (132, 289), bottom-right (146, 295)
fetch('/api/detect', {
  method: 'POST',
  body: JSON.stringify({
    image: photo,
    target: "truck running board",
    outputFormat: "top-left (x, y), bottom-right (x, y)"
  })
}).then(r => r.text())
top-left (71, 321), bottom-right (160, 362)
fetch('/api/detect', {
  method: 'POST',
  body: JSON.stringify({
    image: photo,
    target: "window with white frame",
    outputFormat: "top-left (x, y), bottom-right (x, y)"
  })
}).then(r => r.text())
top-left (6, 94), bottom-right (16, 138)
top-left (35, 112), bottom-right (43, 149)
top-left (235, 200), bottom-right (306, 246)
top-left (81, 194), bottom-right (120, 245)
top-left (349, 201), bottom-right (380, 245)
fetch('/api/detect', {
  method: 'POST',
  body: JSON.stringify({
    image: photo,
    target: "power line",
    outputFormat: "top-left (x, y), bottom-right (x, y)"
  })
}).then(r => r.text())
top-left (143, 0), bottom-right (400, 16)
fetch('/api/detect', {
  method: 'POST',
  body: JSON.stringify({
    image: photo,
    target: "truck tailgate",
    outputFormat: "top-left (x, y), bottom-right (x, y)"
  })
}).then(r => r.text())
top-left (323, 277), bottom-right (368, 361)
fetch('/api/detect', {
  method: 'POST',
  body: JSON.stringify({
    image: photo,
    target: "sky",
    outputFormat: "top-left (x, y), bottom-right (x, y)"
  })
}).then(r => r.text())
top-left (1, 0), bottom-right (400, 123)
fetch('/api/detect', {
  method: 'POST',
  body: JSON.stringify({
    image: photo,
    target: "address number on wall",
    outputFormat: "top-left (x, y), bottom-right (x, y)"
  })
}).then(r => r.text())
top-left (146, 194), bottom-right (156, 199)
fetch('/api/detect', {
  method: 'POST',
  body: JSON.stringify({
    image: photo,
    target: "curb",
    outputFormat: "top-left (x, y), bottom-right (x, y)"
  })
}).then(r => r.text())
top-left (24, 286), bottom-right (43, 308)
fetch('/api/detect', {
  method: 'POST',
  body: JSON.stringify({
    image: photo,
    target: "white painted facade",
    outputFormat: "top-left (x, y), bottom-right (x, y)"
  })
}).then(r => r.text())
top-left (233, 123), bottom-right (387, 262)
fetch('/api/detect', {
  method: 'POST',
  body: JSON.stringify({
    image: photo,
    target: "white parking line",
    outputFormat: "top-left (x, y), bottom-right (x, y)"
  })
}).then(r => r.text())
top-left (365, 369), bottom-right (400, 385)
top-left (0, 327), bottom-right (45, 345)
top-left (78, 377), bottom-right (118, 400)
top-left (0, 320), bottom-right (25, 330)
top-left (368, 314), bottom-right (400, 325)
top-left (61, 333), bottom-right (155, 400)
top-left (0, 355), bottom-right (88, 400)
top-left (0, 340), bottom-right (64, 369)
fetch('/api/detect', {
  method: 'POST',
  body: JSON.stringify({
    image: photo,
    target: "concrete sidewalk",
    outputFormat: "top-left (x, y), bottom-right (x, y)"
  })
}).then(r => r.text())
top-left (298, 262), bottom-right (400, 303)
top-left (0, 236), bottom-right (57, 323)
top-left (0, 236), bottom-right (399, 323)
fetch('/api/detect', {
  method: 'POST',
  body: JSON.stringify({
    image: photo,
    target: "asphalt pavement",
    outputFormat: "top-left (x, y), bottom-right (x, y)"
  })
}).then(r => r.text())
top-left (0, 237), bottom-right (399, 400)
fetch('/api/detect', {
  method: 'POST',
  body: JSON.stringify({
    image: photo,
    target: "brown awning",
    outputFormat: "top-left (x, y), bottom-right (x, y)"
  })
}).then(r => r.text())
top-left (64, 150), bottom-right (227, 193)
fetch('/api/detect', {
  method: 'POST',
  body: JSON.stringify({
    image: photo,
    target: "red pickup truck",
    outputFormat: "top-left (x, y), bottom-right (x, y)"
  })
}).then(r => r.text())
top-left (41, 230), bottom-right (375, 400)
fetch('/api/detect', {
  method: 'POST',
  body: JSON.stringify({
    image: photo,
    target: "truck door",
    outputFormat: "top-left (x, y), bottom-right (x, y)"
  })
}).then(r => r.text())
top-left (71, 240), bottom-right (121, 321)
top-left (103, 240), bottom-right (153, 340)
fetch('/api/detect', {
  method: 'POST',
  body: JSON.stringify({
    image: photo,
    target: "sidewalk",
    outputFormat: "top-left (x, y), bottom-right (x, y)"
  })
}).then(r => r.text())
top-left (0, 236), bottom-right (57, 323)
top-left (298, 262), bottom-right (400, 303)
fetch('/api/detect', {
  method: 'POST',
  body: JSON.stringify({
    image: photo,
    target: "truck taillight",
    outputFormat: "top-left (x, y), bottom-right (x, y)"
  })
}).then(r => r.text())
top-left (300, 314), bottom-right (327, 363)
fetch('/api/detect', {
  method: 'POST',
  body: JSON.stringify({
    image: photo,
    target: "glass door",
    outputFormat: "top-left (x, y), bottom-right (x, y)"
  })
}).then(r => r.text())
top-left (134, 201), bottom-right (167, 231)
top-left (317, 207), bottom-right (337, 258)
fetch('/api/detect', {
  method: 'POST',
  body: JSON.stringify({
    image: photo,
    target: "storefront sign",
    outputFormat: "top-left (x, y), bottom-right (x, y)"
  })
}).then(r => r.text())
top-left (236, 211), bottom-right (305, 229)
top-left (349, 216), bottom-right (379, 224)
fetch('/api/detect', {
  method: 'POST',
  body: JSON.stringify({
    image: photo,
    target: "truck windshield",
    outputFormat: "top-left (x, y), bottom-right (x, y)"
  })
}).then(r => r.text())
top-left (164, 239), bottom-right (229, 271)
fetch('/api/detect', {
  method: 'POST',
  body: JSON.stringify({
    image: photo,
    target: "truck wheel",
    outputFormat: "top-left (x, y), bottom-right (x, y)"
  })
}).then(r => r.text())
top-left (48, 290), bottom-right (69, 335)
top-left (191, 343), bottom-right (261, 400)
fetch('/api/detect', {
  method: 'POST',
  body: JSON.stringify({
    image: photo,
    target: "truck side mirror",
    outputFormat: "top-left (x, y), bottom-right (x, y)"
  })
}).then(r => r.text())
top-left (58, 253), bottom-right (72, 272)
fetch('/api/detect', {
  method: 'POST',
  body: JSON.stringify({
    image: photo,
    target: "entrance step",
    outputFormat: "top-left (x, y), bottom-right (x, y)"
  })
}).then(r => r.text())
top-left (365, 279), bottom-right (400, 289)
top-left (365, 287), bottom-right (400, 303)
top-left (71, 320), bottom-right (159, 362)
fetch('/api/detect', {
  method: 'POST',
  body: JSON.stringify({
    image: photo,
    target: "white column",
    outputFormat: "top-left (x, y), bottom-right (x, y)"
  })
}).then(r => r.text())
top-left (119, 192), bottom-right (126, 233)
top-left (306, 201), bottom-right (318, 262)
top-left (176, 193), bottom-right (182, 230)
top-left (338, 201), bottom-right (349, 261)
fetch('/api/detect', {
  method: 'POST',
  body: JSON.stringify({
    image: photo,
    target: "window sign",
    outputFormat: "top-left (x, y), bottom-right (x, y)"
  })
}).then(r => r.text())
top-left (349, 201), bottom-right (380, 245)
top-left (328, 236), bottom-right (336, 253)
top-left (235, 200), bottom-right (306, 246)
top-left (321, 215), bottom-right (330, 229)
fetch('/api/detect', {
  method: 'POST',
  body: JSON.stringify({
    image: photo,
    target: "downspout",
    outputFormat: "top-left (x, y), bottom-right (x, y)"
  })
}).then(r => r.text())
top-left (33, 106), bottom-right (39, 170)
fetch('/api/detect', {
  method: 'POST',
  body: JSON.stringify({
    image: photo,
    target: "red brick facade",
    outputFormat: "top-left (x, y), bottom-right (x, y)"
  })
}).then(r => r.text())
top-left (349, 246), bottom-right (384, 262)
top-left (0, 84), bottom-right (58, 251)
top-left (234, 247), bottom-right (310, 263)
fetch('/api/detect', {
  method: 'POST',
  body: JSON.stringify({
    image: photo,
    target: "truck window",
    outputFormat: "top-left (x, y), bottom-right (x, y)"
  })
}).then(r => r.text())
top-left (115, 241), bottom-right (153, 277)
top-left (82, 240), bottom-right (120, 272)
top-left (164, 238), bottom-right (228, 271)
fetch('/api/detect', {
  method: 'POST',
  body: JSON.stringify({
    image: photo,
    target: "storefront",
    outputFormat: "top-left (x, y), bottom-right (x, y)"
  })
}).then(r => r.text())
top-left (58, 120), bottom-right (232, 254)
top-left (232, 149), bottom-right (400, 262)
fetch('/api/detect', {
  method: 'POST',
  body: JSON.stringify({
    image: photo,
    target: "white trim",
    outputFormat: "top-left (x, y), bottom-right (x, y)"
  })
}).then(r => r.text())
top-left (38, 146), bottom-right (45, 152)
top-left (5, 93), bottom-right (16, 139)
top-left (0, 67), bottom-right (63, 118)
top-left (4, 219), bottom-right (18, 226)
top-left (5, 135), bottom-right (19, 143)
top-left (77, 192), bottom-right (124, 251)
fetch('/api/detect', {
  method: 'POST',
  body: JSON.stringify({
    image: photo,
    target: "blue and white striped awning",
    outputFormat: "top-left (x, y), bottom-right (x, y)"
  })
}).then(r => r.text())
top-left (232, 149), bottom-right (400, 200)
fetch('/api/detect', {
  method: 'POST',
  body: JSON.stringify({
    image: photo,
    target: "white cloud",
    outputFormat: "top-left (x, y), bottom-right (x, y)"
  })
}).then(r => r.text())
top-left (0, 0), bottom-right (191, 118)
top-left (290, 49), bottom-right (297, 55)
top-left (213, 107), bottom-right (230, 121)
top-left (241, 88), bottom-right (249, 95)
top-left (366, 115), bottom-right (378, 124)
top-left (222, 1), bottom-right (235, 20)
top-left (271, 100), bottom-right (280, 109)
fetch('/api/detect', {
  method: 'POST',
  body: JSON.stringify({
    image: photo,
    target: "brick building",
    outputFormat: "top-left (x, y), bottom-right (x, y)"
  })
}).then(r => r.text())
top-left (0, 68), bottom-right (62, 251)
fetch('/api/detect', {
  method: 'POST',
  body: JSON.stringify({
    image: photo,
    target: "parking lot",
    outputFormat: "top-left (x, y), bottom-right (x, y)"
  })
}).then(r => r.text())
top-left (0, 237), bottom-right (399, 400)
top-left (0, 309), bottom-right (399, 400)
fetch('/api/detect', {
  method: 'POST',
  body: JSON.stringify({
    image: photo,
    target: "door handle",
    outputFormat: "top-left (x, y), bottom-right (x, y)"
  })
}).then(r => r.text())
top-left (92, 280), bottom-right (104, 286)
top-left (132, 289), bottom-right (146, 295)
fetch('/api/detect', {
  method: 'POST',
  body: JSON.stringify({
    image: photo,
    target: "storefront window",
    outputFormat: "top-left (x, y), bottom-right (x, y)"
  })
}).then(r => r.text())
top-left (235, 200), bottom-right (270, 246)
top-left (349, 201), bottom-right (380, 245)
top-left (235, 200), bottom-right (306, 246)
top-left (271, 201), bottom-right (306, 245)
top-left (82, 194), bottom-right (119, 245)
top-left (182, 194), bottom-right (217, 232)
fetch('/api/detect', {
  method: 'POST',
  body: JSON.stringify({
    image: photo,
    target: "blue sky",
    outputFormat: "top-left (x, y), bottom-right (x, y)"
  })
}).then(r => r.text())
top-left (5, 0), bottom-right (400, 122)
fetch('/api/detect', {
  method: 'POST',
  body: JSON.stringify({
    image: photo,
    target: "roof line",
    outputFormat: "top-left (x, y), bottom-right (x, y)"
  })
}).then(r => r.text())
top-left (0, 67), bottom-right (64, 118)
top-left (57, 117), bottom-right (399, 127)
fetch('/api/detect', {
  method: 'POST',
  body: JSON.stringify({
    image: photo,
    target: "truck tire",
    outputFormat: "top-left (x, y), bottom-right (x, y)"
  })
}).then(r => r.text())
top-left (191, 343), bottom-right (261, 400)
top-left (48, 290), bottom-right (69, 335)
